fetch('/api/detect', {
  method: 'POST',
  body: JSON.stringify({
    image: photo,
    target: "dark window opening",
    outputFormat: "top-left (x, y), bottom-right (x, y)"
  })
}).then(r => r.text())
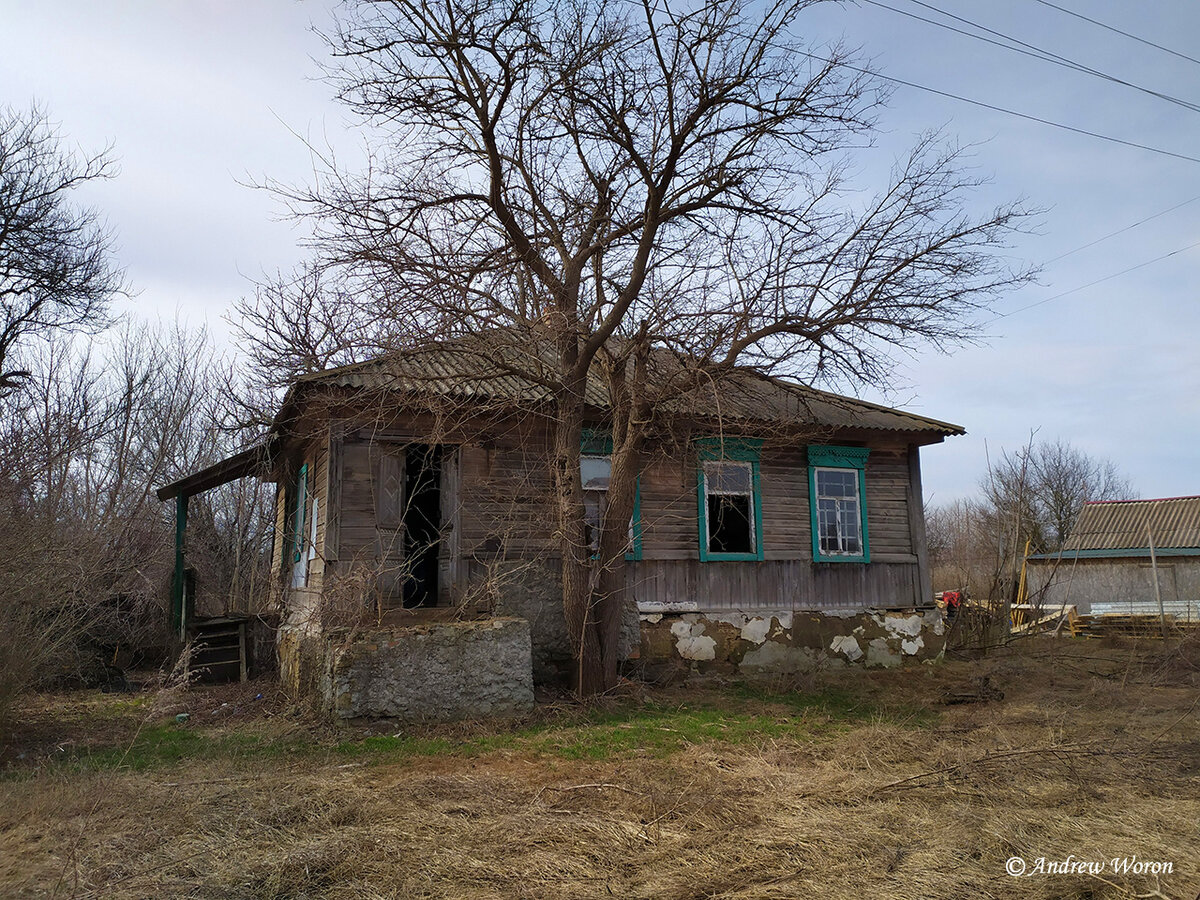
top-left (403, 444), bottom-right (442, 608)
top-left (707, 494), bottom-right (753, 554)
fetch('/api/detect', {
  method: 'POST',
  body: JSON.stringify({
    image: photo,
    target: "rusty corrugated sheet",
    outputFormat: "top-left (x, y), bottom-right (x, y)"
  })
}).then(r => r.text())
top-left (289, 338), bottom-right (963, 436)
top-left (1064, 497), bottom-right (1200, 551)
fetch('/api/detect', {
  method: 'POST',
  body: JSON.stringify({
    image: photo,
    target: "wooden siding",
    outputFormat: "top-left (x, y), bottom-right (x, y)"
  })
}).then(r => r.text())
top-left (864, 447), bottom-right (914, 558)
top-left (296, 409), bottom-right (929, 612)
top-left (637, 444), bottom-right (915, 562)
top-left (458, 429), bottom-right (557, 557)
top-left (271, 482), bottom-right (287, 581)
top-left (627, 559), bottom-right (921, 611)
top-left (1027, 557), bottom-right (1200, 620)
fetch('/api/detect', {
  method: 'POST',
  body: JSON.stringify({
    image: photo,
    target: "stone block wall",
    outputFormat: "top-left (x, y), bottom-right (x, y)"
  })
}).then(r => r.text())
top-left (316, 617), bottom-right (536, 720)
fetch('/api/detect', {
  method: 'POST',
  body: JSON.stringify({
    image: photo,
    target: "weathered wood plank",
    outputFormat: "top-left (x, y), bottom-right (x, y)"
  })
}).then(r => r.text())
top-left (324, 423), bottom-right (344, 563)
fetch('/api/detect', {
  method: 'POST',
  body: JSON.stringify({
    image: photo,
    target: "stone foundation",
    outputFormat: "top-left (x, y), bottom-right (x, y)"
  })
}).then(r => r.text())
top-left (280, 616), bottom-right (535, 721)
top-left (632, 607), bottom-right (945, 679)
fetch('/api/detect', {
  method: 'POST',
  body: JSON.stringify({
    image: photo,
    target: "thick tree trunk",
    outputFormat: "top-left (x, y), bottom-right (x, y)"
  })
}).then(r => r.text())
top-left (552, 371), bottom-right (605, 696)
top-left (593, 435), bottom-right (639, 687)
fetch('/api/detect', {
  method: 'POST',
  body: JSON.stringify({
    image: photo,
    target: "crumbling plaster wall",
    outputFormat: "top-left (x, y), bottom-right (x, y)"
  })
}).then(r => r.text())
top-left (633, 607), bottom-right (945, 679)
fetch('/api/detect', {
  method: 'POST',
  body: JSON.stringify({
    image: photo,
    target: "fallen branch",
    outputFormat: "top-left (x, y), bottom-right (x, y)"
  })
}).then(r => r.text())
top-left (872, 744), bottom-right (1102, 794)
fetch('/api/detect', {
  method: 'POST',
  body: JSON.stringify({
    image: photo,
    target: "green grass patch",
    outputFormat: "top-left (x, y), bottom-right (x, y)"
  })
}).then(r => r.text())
top-left (731, 681), bottom-right (937, 727)
top-left (21, 681), bottom-right (936, 776)
top-left (65, 724), bottom-right (313, 773)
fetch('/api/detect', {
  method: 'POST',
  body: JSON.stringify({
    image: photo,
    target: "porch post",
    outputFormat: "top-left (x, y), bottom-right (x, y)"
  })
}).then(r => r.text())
top-left (171, 493), bottom-right (189, 641)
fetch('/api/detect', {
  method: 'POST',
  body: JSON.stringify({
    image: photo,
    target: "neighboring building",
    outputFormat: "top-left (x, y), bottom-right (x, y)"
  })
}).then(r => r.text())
top-left (159, 337), bottom-right (961, 717)
top-left (1025, 497), bottom-right (1200, 622)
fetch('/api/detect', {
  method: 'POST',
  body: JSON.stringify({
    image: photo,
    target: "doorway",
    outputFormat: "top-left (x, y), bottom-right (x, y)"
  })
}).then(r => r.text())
top-left (403, 444), bottom-right (442, 608)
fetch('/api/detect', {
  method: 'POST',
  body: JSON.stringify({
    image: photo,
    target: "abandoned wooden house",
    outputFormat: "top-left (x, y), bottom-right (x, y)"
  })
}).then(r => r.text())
top-left (1025, 496), bottom-right (1200, 627)
top-left (158, 337), bottom-right (962, 718)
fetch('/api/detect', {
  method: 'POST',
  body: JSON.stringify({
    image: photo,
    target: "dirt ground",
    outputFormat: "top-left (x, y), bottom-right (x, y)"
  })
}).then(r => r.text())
top-left (1, 637), bottom-right (1198, 899)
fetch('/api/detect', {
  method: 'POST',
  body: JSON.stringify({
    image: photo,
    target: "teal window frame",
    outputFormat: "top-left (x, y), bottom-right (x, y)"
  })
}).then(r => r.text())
top-left (291, 462), bottom-right (309, 565)
top-left (696, 437), bottom-right (764, 562)
top-left (807, 445), bottom-right (870, 564)
top-left (581, 429), bottom-right (643, 561)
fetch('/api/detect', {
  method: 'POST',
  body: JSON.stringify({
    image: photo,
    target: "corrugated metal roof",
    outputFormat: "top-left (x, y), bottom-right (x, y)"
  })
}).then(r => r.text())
top-left (1063, 497), bottom-right (1200, 552)
top-left (287, 337), bottom-right (964, 436)
top-left (1027, 547), bottom-right (1200, 561)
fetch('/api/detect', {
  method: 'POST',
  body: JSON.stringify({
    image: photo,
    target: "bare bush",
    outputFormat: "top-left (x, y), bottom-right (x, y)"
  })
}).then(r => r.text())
top-left (0, 324), bottom-right (273, 724)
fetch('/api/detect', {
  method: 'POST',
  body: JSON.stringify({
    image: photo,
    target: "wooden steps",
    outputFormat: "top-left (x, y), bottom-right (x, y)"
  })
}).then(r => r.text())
top-left (188, 616), bottom-right (248, 682)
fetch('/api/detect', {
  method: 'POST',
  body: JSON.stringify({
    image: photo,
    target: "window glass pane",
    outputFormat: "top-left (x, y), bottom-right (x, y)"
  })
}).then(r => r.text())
top-left (583, 491), bottom-right (603, 551)
top-left (581, 456), bottom-right (611, 490)
top-left (708, 494), bottom-right (753, 554)
top-left (817, 468), bottom-right (857, 498)
top-left (840, 498), bottom-right (861, 553)
top-left (815, 469), bottom-right (862, 556)
top-left (706, 461), bottom-right (751, 494)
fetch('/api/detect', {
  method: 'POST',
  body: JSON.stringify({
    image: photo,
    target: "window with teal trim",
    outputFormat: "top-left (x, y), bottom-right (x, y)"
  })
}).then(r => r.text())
top-left (580, 430), bottom-right (642, 560)
top-left (696, 438), bottom-right (764, 562)
top-left (289, 462), bottom-right (310, 588)
top-left (807, 446), bottom-right (870, 563)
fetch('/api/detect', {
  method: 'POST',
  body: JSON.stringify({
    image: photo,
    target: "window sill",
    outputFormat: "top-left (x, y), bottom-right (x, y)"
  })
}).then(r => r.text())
top-left (813, 554), bottom-right (869, 565)
top-left (700, 551), bottom-right (764, 562)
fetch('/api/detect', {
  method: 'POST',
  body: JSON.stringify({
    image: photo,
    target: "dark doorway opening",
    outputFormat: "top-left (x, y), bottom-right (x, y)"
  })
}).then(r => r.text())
top-left (403, 444), bottom-right (442, 608)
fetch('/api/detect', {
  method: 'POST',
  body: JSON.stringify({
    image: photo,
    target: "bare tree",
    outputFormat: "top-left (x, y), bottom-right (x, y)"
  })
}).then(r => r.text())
top-left (241, 0), bottom-right (1035, 694)
top-left (0, 105), bottom-right (124, 395)
top-left (983, 437), bottom-right (1135, 555)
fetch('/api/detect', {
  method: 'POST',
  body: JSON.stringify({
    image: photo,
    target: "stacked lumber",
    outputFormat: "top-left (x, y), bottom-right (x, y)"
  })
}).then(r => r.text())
top-left (1069, 613), bottom-right (1198, 639)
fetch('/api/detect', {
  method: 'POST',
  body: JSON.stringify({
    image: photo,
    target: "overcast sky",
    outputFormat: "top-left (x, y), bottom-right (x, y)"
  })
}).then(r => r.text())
top-left (3, 0), bottom-right (1198, 504)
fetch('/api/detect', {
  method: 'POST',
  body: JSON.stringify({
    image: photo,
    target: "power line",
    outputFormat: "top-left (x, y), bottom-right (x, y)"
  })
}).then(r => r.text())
top-left (829, 60), bottom-right (1200, 164)
top-left (1030, 0), bottom-right (1200, 68)
top-left (987, 237), bottom-right (1200, 323)
top-left (1044, 195), bottom-right (1200, 264)
top-left (859, 0), bottom-right (1200, 114)
top-left (616, 0), bottom-right (1200, 165)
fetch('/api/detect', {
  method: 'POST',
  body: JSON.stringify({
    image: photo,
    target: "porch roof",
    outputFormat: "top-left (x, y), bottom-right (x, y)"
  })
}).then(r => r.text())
top-left (155, 443), bottom-right (273, 501)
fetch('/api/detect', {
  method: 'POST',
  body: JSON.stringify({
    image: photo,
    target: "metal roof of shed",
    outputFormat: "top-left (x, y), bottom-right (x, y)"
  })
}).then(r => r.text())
top-left (1061, 496), bottom-right (1200, 553)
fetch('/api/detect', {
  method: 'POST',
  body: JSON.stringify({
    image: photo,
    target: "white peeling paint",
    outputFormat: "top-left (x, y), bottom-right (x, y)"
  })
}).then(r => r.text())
top-left (740, 617), bottom-right (772, 644)
top-left (877, 613), bottom-right (925, 638)
top-left (640, 613), bottom-right (663, 624)
top-left (830, 634), bottom-right (863, 662)
top-left (671, 620), bottom-right (717, 660)
top-left (901, 635), bottom-right (924, 655)
top-left (639, 600), bottom-right (699, 613)
top-left (924, 609), bottom-right (946, 636)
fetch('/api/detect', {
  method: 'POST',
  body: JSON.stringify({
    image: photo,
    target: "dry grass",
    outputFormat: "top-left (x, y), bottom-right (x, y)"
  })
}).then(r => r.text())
top-left (2, 638), bottom-right (1198, 899)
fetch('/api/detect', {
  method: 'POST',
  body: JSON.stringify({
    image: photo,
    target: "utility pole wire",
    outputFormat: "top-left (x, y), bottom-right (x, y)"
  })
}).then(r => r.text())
top-left (1043, 195), bottom-right (1200, 265)
top-left (1030, 0), bottom-right (1200, 68)
top-left (613, 0), bottom-right (1200, 164)
top-left (986, 236), bottom-right (1200, 323)
top-left (816, 56), bottom-right (1200, 165)
top-left (860, 0), bottom-right (1200, 114)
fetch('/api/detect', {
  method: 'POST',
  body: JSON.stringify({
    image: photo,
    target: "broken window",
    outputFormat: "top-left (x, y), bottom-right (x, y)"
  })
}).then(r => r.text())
top-left (290, 463), bottom-right (309, 589)
top-left (814, 467), bottom-right (862, 556)
top-left (581, 455), bottom-right (611, 551)
top-left (695, 438), bottom-right (764, 562)
top-left (579, 451), bottom-right (641, 558)
top-left (807, 445), bottom-right (870, 563)
top-left (703, 461), bottom-right (755, 555)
